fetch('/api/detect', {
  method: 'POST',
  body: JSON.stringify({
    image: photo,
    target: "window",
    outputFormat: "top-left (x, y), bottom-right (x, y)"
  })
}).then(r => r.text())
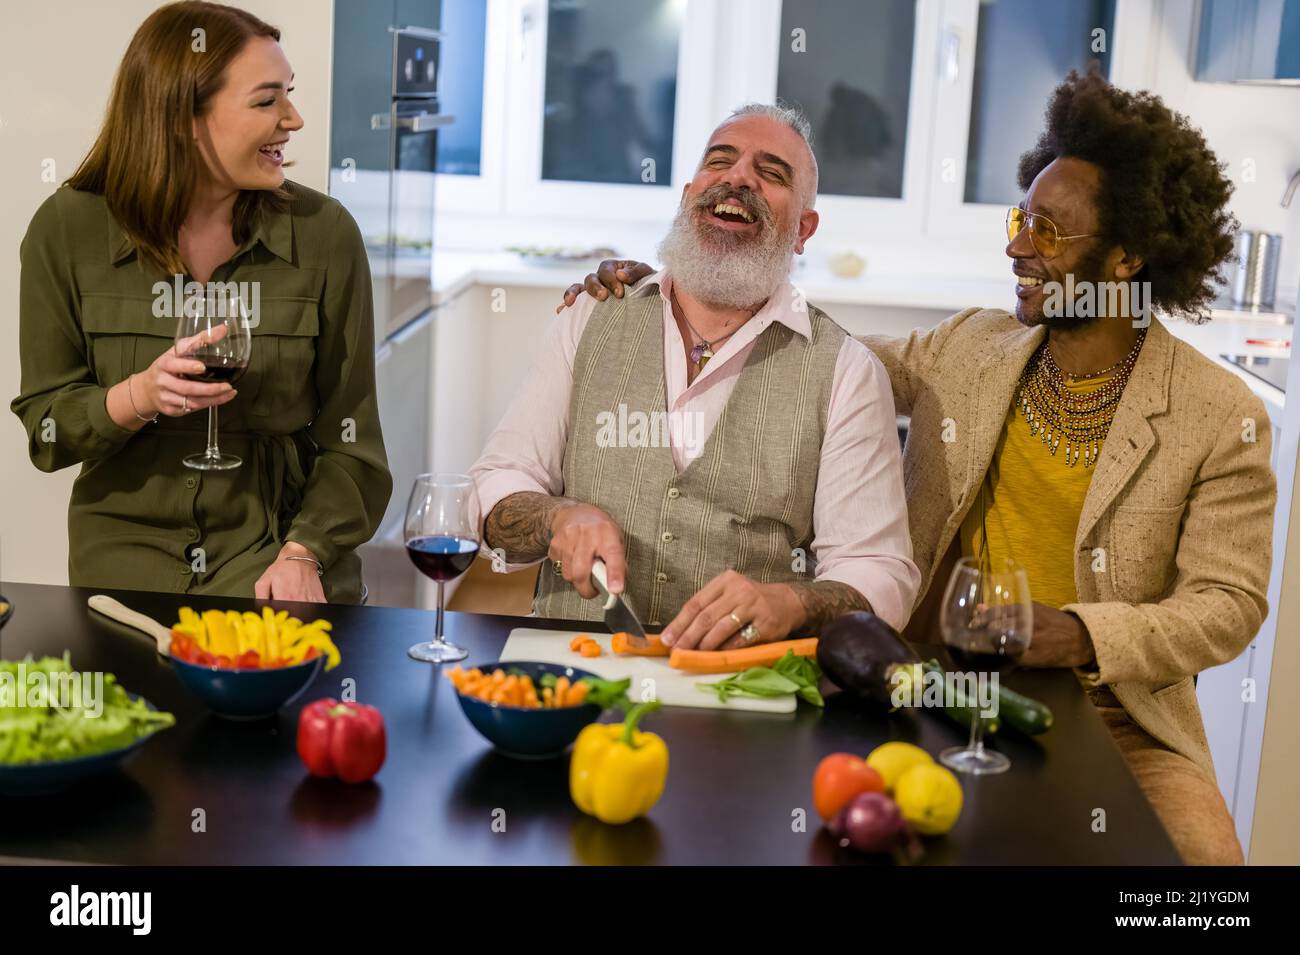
top-left (435, 0), bottom-right (1141, 255)
top-left (539, 0), bottom-right (682, 186)
top-left (963, 0), bottom-right (1115, 205)
top-left (775, 0), bottom-right (917, 198)
top-left (436, 0), bottom-right (489, 176)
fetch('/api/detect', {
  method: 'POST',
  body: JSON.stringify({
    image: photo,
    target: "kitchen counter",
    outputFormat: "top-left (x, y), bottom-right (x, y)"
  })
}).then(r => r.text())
top-left (431, 248), bottom-right (1289, 419)
top-left (0, 580), bottom-right (1179, 865)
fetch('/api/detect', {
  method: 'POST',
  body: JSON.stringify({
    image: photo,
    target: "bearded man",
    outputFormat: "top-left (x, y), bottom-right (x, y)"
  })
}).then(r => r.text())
top-left (470, 104), bottom-right (920, 646)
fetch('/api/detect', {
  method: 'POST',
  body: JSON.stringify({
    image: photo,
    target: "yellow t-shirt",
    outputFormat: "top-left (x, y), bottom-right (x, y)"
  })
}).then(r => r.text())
top-left (959, 373), bottom-right (1111, 608)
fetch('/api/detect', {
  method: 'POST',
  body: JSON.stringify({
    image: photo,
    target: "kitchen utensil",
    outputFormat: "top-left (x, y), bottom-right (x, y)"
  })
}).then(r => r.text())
top-left (1232, 230), bottom-right (1282, 309)
top-left (590, 559), bottom-right (648, 647)
top-left (88, 594), bottom-right (172, 655)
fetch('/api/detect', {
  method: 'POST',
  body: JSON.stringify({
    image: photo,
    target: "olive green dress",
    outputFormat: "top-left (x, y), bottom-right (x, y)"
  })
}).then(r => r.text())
top-left (10, 182), bottom-right (393, 603)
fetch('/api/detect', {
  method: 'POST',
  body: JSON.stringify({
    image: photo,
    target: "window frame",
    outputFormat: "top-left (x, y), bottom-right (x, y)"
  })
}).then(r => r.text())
top-left (924, 0), bottom-right (1159, 241)
top-left (432, 0), bottom-right (509, 214)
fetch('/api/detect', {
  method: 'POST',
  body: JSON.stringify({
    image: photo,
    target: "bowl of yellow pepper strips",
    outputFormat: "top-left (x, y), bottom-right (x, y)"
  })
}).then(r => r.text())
top-left (168, 607), bottom-right (342, 720)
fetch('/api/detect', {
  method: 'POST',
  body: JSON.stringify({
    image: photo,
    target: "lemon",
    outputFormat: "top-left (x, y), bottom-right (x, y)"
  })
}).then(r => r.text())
top-left (894, 764), bottom-right (963, 836)
top-left (866, 742), bottom-right (934, 794)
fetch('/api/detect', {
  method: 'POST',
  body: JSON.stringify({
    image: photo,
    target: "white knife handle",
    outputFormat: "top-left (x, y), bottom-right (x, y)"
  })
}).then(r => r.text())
top-left (590, 560), bottom-right (618, 610)
top-left (87, 594), bottom-right (172, 656)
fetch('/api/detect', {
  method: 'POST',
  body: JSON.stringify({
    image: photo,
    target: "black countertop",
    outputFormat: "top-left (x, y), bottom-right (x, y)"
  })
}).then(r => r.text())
top-left (0, 581), bottom-right (1179, 865)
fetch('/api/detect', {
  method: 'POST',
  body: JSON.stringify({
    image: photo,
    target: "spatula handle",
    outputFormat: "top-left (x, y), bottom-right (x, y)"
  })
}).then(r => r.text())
top-left (87, 594), bottom-right (172, 656)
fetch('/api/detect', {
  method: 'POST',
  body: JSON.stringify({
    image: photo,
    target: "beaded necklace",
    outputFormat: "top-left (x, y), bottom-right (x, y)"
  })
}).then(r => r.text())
top-left (1016, 329), bottom-right (1146, 467)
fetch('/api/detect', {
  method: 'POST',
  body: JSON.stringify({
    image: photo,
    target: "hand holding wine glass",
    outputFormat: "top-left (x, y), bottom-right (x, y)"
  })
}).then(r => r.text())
top-left (132, 326), bottom-right (240, 418)
top-left (173, 311), bottom-right (251, 470)
top-left (939, 557), bottom-right (1033, 776)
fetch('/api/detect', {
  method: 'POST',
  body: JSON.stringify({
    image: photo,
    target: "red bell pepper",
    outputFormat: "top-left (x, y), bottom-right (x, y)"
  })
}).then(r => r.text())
top-left (296, 698), bottom-right (386, 783)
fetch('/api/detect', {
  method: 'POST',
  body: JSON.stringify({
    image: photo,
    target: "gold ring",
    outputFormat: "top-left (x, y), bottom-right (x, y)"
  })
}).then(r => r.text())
top-left (182, 396), bottom-right (189, 414)
top-left (729, 611), bottom-right (743, 629)
top-left (552, 559), bottom-right (563, 576)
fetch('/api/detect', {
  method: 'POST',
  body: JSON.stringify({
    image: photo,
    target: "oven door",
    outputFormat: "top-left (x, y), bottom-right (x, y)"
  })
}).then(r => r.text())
top-left (386, 99), bottom-right (453, 337)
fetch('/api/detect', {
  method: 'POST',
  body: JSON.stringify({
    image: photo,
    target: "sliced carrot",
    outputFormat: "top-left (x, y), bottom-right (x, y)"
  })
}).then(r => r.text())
top-left (669, 637), bottom-right (819, 674)
top-left (611, 632), bottom-right (671, 656)
top-left (569, 634), bottom-right (593, 652)
top-left (579, 641), bottom-right (602, 658)
top-left (554, 675), bottom-right (570, 704)
top-left (567, 682), bottom-right (590, 706)
top-left (543, 686), bottom-right (554, 708)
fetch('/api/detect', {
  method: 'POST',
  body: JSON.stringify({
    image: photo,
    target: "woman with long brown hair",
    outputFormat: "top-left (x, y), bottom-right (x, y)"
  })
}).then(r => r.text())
top-left (11, 1), bottom-right (391, 603)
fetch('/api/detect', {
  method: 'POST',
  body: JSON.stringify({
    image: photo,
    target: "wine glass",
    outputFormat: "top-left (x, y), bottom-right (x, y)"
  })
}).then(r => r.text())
top-left (404, 473), bottom-right (481, 663)
top-left (174, 301), bottom-right (251, 471)
top-left (939, 556), bottom-right (1033, 775)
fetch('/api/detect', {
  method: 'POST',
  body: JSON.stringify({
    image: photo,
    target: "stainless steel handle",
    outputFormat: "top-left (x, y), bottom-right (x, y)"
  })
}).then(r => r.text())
top-left (396, 111), bottom-right (455, 132)
top-left (371, 112), bottom-right (391, 131)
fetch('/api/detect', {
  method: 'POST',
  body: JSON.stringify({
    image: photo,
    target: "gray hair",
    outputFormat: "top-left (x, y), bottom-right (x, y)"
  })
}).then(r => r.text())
top-left (721, 102), bottom-right (819, 208)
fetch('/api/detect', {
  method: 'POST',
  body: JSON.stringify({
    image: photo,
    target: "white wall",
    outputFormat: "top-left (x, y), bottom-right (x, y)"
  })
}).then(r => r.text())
top-left (0, 0), bottom-right (333, 586)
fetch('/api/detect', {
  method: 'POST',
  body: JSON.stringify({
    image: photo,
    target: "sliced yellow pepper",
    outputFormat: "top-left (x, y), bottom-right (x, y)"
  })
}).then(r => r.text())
top-left (171, 606), bottom-right (341, 669)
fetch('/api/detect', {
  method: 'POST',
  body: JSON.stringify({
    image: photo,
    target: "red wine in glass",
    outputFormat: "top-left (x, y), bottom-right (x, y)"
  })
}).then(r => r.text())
top-left (174, 310), bottom-right (251, 471)
top-left (183, 358), bottom-right (248, 385)
top-left (404, 474), bottom-right (480, 663)
top-left (949, 633), bottom-right (1029, 675)
top-left (939, 557), bottom-right (1033, 776)
top-left (406, 535), bottom-right (478, 581)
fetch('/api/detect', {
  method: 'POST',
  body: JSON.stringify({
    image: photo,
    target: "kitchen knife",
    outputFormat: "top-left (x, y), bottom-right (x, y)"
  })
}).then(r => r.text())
top-left (590, 559), bottom-right (649, 647)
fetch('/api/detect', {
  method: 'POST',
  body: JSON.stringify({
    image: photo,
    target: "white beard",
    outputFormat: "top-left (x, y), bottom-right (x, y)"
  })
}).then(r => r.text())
top-left (656, 202), bottom-right (799, 310)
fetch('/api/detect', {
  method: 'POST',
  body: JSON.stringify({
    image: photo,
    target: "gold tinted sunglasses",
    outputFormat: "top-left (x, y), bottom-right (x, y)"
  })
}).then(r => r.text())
top-left (1006, 207), bottom-right (1100, 259)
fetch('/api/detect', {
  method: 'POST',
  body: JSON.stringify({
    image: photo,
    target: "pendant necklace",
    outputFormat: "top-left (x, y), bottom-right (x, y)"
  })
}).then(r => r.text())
top-left (679, 309), bottom-right (740, 371)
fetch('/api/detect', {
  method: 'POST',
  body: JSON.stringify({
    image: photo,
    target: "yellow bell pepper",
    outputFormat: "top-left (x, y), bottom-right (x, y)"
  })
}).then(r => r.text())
top-left (569, 701), bottom-right (668, 825)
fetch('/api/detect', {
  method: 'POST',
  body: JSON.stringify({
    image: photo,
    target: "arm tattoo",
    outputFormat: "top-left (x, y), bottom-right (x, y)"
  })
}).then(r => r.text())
top-left (484, 491), bottom-right (581, 563)
top-left (786, 580), bottom-right (873, 636)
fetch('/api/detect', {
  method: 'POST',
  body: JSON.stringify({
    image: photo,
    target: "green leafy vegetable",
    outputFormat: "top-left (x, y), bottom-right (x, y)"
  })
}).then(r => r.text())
top-left (0, 654), bottom-right (174, 765)
top-left (698, 650), bottom-right (824, 707)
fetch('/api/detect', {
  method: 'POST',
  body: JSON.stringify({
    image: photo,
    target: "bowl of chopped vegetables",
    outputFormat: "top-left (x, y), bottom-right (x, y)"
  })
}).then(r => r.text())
top-left (167, 607), bottom-right (340, 720)
top-left (0, 654), bottom-right (175, 796)
top-left (446, 662), bottom-right (629, 759)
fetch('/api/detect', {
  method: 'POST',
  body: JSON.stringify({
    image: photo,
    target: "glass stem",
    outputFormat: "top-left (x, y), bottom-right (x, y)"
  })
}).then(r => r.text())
top-left (969, 711), bottom-right (984, 754)
top-left (205, 405), bottom-right (220, 459)
top-left (434, 580), bottom-right (445, 644)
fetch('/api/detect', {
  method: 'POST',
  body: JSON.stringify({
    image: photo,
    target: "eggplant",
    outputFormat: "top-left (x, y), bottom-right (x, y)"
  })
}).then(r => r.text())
top-left (818, 612), bottom-right (920, 706)
top-left (818, 612), bottom-right (997, 732)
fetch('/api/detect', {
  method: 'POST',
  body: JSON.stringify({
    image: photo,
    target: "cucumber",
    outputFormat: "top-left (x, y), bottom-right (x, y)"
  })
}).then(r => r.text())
top-left (890, 660), bottom-right (999, 734)
top-left (923, 660), bottom-right (1053, 736)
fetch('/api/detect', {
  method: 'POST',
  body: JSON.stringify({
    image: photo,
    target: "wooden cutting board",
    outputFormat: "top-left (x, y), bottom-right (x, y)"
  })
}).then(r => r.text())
top-left (498, 629), bottom-right (797, 714)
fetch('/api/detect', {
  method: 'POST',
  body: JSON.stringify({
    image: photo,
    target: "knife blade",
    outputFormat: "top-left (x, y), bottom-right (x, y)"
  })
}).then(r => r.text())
top-left (590, 559), bottom-right (649, 647)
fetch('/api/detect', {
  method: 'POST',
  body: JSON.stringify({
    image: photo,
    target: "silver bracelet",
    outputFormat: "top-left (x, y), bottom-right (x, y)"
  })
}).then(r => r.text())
top-left (126, 374), bottom-right (158, 424)
top-left (284, 554), bottom-right (324, 577)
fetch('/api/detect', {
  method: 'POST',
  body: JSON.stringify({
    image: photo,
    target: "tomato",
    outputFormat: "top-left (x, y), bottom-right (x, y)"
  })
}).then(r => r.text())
top-left (812, 753), bottom-right (884, 822)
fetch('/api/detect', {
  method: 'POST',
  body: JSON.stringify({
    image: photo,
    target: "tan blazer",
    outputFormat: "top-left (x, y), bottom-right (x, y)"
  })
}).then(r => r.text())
top-left (861, 308), bottom-right (1276, 781)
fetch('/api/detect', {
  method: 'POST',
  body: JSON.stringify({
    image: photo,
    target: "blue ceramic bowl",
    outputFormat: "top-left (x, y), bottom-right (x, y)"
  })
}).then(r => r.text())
top-left (0, 696), bottom-right (169, 796)
top-left (170, 654), bottom-right (323, 719)
top-left (454, 661), bottom-right (603, 759)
